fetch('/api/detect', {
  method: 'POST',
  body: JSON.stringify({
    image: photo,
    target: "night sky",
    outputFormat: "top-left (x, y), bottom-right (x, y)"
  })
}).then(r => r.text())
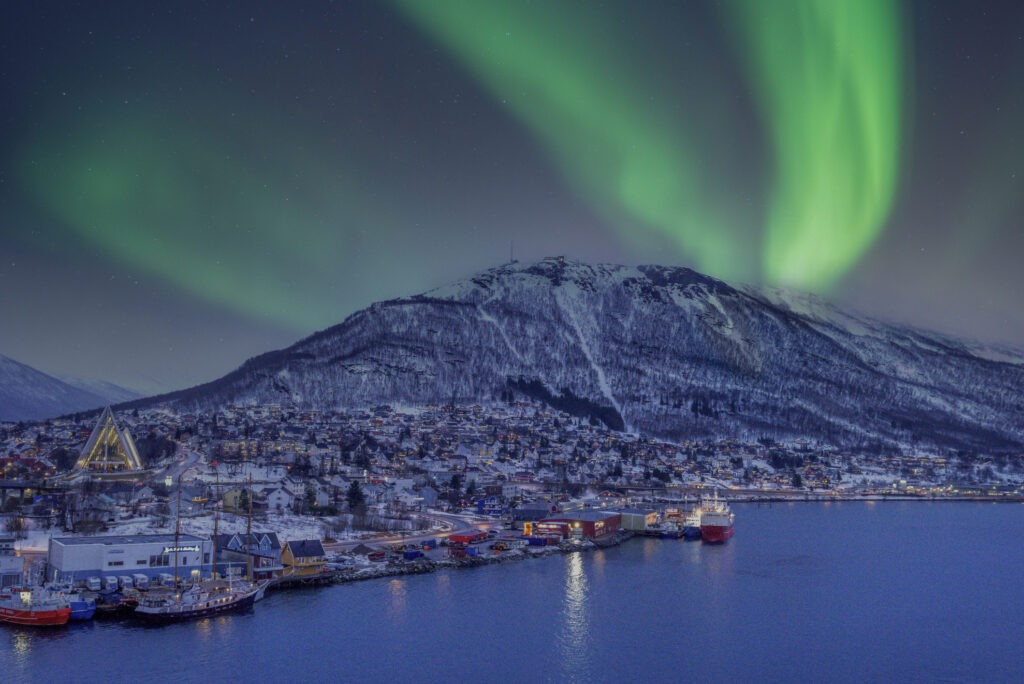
top-left (2, 1), bottom-right (1022, 393)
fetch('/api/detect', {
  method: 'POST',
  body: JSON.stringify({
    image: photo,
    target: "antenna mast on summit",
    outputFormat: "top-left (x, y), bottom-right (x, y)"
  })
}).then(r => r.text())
top-left (510, 240), bottom-right (516, 264)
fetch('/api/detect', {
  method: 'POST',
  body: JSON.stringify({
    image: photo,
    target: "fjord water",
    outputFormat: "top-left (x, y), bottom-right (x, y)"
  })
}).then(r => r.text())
top-left (3, 502), bottom-right (1023, 683)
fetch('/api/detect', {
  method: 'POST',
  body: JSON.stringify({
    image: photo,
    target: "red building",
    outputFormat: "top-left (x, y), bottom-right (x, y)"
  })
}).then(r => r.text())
top-left (536, 511), bottom-right (622, 540)
top-left (448, 531), bottom-right (488, 545)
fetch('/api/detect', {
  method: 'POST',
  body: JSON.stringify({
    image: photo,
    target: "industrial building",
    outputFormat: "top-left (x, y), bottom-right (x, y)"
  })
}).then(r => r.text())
top-left (620, 509), bottom-right (659, 532)
top-left (0, 536), bottom-right (22, 587)
top-left (536, 511), bottom-right (622, 540)
top-left (47, 534), bottom-right (213, 586)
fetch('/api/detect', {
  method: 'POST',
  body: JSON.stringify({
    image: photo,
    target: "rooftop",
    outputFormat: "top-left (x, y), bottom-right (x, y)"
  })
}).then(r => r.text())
top-left (52, 534), bottom-right (206, 546)
top-left (545, 510), bottom-right (621, 522)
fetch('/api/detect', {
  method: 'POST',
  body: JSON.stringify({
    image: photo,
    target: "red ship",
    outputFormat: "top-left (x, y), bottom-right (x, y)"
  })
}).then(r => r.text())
top-left (699, 492), bottom-right (735, 543)
top-left (0, 587), bottom-right (72, 627)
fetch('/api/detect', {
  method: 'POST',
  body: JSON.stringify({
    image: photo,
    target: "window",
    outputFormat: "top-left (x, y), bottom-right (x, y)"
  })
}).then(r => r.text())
top-left (149, 554), bottom-right (170, 567)
top-left (107, 561), bottom-right (124, 567)
top-left (203, 553), bottom-right (210, 563)
top-left (137, 560), bottom-right (147, 565)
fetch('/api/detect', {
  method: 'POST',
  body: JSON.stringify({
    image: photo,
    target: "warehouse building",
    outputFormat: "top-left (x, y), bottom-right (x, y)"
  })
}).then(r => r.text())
top-left (619, 508), bottom-right (660, 532)
top-left (47, 534), bottom-right (213, 586)
top-left (0, 536), bottom-right (22, 587)
top-left (536, 511), bottom-right (622, 540)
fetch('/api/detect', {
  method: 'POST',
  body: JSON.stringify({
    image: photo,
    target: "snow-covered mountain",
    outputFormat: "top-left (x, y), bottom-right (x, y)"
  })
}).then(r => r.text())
top-left (56, 375), bottom-right (141, 405)
top-left (0, 355), bottom-right (140, 422)
top-left (135, 258), bottom-right (1024, 454)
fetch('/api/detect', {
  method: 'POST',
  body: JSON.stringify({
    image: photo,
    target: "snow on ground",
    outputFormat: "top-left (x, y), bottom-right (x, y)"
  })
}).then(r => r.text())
top-left (17, 515), bottom-right (345, 554)
top-left (554, 284), bottom-right (626, 428)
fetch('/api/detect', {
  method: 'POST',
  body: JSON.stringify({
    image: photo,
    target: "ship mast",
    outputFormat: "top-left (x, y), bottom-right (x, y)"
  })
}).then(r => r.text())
top-left (173, 472), bottom-right (182, 591)
top-left (211, 468), bottom-right (219, 580)
top-left (246, 474), bottom-right (253, 583)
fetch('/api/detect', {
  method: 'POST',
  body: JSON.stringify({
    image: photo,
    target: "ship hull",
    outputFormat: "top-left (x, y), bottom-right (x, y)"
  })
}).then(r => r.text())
top-left (0, 606), bottom-right (71, 627)
top-left (134, 591), bottom-right (256, 624)
top-left (68, 600), bottom-right (96, 621)
top-left (700, 524), bottom-right (734, 543)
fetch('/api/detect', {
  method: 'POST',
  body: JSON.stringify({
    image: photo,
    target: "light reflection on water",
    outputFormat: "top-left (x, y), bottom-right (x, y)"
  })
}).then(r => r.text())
top-left (558, 552), bottom-right (591, 683)
top-left (388, 579), bottom-right (408, 622)
top-left (434, 572), bottom-right (451, 598)
top-left (195, 617), bottom-right (212, 640)
top-left (12, 630), bottom-right (31, 661)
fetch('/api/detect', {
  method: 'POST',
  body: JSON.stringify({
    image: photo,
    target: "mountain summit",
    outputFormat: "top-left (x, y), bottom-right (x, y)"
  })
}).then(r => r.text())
top-left (0, 355), bottom-right (140, 421)
top-left (134, 258), bottom-right (1024, 454)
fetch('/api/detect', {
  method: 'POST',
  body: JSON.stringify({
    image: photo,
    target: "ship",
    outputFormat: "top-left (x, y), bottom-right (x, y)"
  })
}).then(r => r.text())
top-left (658, 522), bottom-right (684, 539)
top-left (49, 585), bottom-right (96, 621)
top-left (0, 586), bottom-right (71, 627)
top-left (699, 491), bottom-right (734, 543)
top-left (94, 589), bottom-right (138, 618)
top-left (682, 509), bottom-right (703, 540)
top-left (133, 579), bottom-right (259, 623)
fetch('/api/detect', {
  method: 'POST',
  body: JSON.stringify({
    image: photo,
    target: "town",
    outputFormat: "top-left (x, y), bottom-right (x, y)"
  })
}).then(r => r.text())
top-left (1, 400), bottom-right (1023, 620)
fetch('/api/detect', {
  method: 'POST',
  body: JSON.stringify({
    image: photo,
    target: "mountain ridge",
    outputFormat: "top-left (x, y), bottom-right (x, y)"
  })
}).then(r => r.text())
top-left (120, 258), bottom-right (1024, 455)
top-left (0, 354), bottom-right (141, 421)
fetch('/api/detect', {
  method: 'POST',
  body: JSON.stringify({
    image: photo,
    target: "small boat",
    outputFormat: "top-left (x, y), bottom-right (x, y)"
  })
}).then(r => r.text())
top-left (0, 586), bottom-right (71, 627)
top-left (699, 491), bottom-right (735, 543)
top-left (133, 580), bottom-right (259, 623)
top-left (682, 509), bottom-right (703, 540)
top-left (94, 590), bottom-right (138, 618)
top-left (48, 586), bottom-right (97, 621)
top-left (658, 523), bottom-right (685, 539)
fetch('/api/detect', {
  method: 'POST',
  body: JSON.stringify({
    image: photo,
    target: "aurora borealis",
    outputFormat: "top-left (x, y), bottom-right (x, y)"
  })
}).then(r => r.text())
top-left (724, 0), bottom-right (904, 289)
top-left (2, 1), bottom-right (1023, 391)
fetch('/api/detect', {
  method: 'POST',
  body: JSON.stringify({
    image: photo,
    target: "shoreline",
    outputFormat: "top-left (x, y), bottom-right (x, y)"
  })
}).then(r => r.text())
top-left (708, 494), bottom-right (1024, 504)
top-left (322, 531), bottom-right (635, 588)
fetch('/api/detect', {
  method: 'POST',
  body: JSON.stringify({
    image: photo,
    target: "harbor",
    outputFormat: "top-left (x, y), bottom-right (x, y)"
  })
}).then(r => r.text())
top-left (3, 502), bottom-right (1023, 683)
top-left (0, 492), bottom-right (734, 628)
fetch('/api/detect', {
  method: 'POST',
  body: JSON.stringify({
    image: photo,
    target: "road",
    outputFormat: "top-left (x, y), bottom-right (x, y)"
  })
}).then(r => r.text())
top-left (322, 511), bottom-right (501, 553)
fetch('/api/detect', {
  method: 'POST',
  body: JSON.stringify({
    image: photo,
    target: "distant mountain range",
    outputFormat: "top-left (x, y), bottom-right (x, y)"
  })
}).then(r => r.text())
top-left (0, 355), bottom-right (140, 422)
top-left (124, 258), bottom-right (1024, 455)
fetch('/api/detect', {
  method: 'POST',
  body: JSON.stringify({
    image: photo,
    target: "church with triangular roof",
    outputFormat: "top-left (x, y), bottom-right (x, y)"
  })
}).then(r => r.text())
top-left (76, 406), bottom-right (143, 472)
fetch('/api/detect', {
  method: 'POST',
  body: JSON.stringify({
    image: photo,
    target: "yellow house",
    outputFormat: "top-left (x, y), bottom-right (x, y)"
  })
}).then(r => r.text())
top-left (221, 487), bottom-right (247, 512)
top-left (281, 540), bottom-right (327, 578)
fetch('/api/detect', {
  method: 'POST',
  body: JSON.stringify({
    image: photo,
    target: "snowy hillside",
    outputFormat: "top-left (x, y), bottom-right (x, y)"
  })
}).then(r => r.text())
top-left (131, 258), bottom-right (1024, 454)
top-left (0, 355), bottom-right (138, 421)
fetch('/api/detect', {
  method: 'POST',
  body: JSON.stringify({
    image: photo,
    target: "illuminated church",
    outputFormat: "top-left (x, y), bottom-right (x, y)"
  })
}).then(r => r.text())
top-left (75, 406), bottom-right (143, 472)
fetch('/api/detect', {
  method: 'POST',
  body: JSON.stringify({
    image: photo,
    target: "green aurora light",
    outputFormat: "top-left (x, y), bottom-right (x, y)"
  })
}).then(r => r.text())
top-left (395, 0), bottom-right (743, 281)
top-left (724, 0), bottom-right (904, 289)
top-left (18, 111), bottom-right (402, 328)
top-left (397, 0), bottom-right (905, 291)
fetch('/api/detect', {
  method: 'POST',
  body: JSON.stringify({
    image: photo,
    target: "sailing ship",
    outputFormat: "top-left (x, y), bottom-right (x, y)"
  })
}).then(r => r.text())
top-left (135, 471), bottom-right (264, 623)
top-left (133, 579), bottom-right (259, 623)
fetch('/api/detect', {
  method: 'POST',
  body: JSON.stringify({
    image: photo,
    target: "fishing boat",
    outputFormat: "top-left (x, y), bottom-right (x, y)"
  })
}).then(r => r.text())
top-left (699, 491), bottom-right (735, 543)
top-left (0, 586), bottom-right (71, 627)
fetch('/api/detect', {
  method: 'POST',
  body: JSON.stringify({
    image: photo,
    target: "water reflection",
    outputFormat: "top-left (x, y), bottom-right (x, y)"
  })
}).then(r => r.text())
top-left (12, 630), bottom-right (31, 661)
top-left (592, 550), bottom-right (606, 581)
top-left (195, 618), bottom-right (212, 640)
top-left (434, 573), bottom-right (451, 599)
top-left (558, 553), bottom-right (591, 683)
top-left (387, 579), bottom-right (408, 622)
